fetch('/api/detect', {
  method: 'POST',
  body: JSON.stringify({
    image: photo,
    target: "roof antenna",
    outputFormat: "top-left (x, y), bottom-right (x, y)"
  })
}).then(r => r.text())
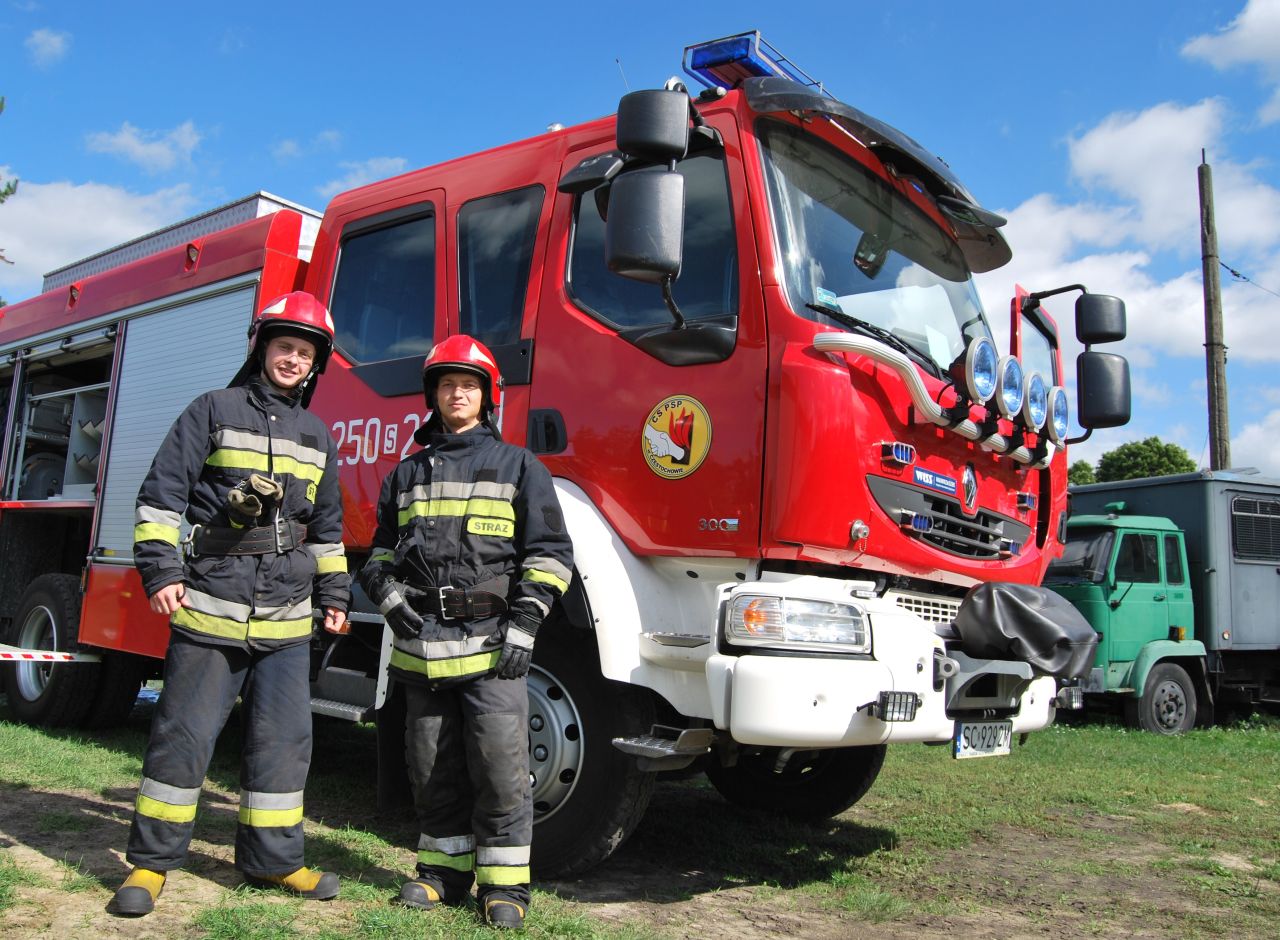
top-left (616, 57), bottom-right (630, 91)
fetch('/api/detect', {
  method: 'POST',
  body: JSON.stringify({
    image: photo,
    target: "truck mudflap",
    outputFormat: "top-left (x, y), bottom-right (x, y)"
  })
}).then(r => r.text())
top-left (705, 578), bottom-right (1057, 748)
top-left (952, 583), bottom-right (1098, 678)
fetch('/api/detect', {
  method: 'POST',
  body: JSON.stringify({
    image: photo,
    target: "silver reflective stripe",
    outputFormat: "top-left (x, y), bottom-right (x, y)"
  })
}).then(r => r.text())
top-left (136, 505), bottom-right (182, 528)
top-left (140, 776), bottom-right (201, 805)
top-left (240, 788), bottom-right (304, 810)
top-left (524, 556), bottom-right (572, 587)
top-left (505, 626), bottom-right (535, 650)
top-left (394, 634), bottom-right (494, 660)
top-left (211, 428), bottom-right (328, 470)
top-left (419, 833), bottom-right (476, 855)
top-left (513, 597), bottom-right (549, 618)
top-left (396, 480), bottom-right (517, 509)
top-left (184, 588), bottom-right (252, 622)
top-left (253, 598), bottom-right (313, 621)
top-left (476, 845), bottom-right (530, 866)
top-left (306, 541), bottom-right (345, 559)
top-left (379, 589), bottom-right (405, 615)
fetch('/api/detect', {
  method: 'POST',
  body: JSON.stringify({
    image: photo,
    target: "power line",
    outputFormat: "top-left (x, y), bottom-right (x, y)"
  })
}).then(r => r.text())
top-left (1220, 261), bottom-right (1280, 300)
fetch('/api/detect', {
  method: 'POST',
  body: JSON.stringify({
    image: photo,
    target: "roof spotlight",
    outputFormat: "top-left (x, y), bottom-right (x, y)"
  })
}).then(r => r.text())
top-left (1023, 372), bottom-right (1048, 431)
top-left (958, 337), bottom-right (998, 404)
top-left (1047, 386), bottom-right (1070, 445)
top-left (995, 356), bottom-right (1025, 420)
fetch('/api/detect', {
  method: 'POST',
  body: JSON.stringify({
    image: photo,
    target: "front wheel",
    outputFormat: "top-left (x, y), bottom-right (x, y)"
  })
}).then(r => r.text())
top-left (529, 626), bottom-right (656, 878)
top-left (705, 744), bottom-right (887, 820)
top-left (1128, 662), bottom-right (1197, 734)
top-left (2, 574), bottom-right (100, 727)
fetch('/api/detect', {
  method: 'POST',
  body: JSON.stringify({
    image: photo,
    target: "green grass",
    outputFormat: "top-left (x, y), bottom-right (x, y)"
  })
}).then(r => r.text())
top-left (0, 698), bottom-right (1277, 937)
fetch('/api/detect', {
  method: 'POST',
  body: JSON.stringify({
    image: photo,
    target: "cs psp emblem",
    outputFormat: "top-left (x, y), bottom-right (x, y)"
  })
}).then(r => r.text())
top-left (642, 395), bottom-right (712, 479)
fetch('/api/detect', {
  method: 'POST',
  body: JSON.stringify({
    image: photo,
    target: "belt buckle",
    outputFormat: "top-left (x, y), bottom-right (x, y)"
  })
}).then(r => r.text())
top-left (437, 586), bottom-right (458, 621)
top-left (182, 523), bottom-right (201, 559)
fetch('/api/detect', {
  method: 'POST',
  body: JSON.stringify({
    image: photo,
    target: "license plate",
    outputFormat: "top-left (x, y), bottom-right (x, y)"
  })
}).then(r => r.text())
top-left (953, 720), bottom-right (1012, 759)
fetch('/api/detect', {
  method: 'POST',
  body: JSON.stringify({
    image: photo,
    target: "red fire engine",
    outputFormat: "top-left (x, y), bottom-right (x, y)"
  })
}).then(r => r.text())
top-left (0, 33), bottom-right (1129, 875)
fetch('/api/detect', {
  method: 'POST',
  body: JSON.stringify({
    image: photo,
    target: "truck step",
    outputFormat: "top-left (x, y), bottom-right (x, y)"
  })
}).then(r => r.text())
top-left (644, 633), bottom-right (710, 647)
top-left (310, 697), bottom-right (372, 723)
top-left (612, 725), bottom-right (714, 772)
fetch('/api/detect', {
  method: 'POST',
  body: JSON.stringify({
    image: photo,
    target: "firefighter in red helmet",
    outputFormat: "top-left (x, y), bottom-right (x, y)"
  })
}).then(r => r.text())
top-left (112, 292), bottom-right (350, 916)
top-left (359, 335), bottom-right (573, 930)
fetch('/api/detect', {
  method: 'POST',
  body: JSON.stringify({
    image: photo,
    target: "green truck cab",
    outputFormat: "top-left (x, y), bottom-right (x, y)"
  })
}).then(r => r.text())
top-left (1045, 471), bottom-right (1280, 734)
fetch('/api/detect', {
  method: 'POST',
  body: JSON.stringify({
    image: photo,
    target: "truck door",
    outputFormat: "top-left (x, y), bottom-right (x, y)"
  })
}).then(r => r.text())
top-left (532, 117), bottom-right (766, 558)
top-left (1224, 490), bottom-right (1280, 649)
top-left (1109, 530), bottom-right (1170, 662)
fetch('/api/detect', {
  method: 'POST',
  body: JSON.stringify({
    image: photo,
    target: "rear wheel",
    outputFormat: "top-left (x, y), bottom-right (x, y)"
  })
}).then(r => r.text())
top-left (82, 652), bottom-right (150, 729)
top-left (2, 574), bottom-right (100, 727)
top-left (1128, 662), bottom-right (1197, 734)
top-left (705, 744), bottom-right (887, 820)
top-left (529, 626), bottom-right (656, 877)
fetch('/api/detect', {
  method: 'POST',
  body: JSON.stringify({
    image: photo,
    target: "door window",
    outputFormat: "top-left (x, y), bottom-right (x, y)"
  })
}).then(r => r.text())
top-left (329, 210), bottom-right (436, 364)
top-left (1163, 535), bottom-right (1184, 585)
top-left (1115, 533), bottom-right (1159, 583)
top-left (457, 186), bottom-right (544, 349)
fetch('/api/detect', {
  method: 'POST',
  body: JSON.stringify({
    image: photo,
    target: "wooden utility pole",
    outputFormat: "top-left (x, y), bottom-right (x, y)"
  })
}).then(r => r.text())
top-left (1199, 152), bottom-right (1231, 470)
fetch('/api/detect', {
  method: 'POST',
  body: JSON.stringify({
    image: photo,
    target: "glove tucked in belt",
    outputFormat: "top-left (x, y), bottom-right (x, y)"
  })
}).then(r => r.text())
top-left (406, 587), bottom-right (508, 621)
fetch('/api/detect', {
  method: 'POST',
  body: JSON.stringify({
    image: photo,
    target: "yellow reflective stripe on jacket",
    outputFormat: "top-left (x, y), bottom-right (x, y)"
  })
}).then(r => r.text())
top-left (172, 608), bottom-right (313, 642)
top-left (136, 793), bottom-right (198, 824)
top-left (315, 556), bottom-right (346, 574)
top-left (523, 568), bottom-right (569, 595)
top-left (205, 449), bottom-right (325, 485)
top-left (418, 850), bottom-right (475, 872)
top-left (389, 647), bottom-right (501, 680)
top-left (238, 805), bottom-right (304, 827)
top-left (397, 497), bottom-right (516, 528)
top-left (134, 522), bottom-right (181, 546)
top-left (476, 865), bottom-right (531, 886)
top-left (370, 548), bottom-right (394, 564)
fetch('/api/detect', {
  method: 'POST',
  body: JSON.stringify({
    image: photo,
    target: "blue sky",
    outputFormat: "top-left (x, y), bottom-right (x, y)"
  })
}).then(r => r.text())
top-left (3, 1), bottom-right (1280, 474)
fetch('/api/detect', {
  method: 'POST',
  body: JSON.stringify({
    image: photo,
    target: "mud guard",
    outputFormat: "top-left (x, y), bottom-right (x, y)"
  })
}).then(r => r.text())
top-left (952, 583), bottom-right (1098, 678)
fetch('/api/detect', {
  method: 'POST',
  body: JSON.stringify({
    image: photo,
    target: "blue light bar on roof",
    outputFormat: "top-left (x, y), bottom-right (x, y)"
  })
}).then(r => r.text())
top-left (682, 31), bottom-right (827, 94)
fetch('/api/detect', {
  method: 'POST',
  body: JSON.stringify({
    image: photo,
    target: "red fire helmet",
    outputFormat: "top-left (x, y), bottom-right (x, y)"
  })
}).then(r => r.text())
top-left (422, 334), bottom-right (503, 411)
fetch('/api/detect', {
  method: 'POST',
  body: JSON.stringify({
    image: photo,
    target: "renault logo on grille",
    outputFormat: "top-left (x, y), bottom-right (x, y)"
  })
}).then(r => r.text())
top-left (962, 464), bottom-right (978, 514)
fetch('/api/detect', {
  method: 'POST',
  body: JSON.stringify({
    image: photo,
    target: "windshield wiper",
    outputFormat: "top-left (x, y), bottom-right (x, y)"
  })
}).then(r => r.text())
top-left (806, 303), bottom-right (944, 378)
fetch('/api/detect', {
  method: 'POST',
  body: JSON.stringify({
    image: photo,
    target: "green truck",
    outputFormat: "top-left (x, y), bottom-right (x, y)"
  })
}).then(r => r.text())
top-left (1044, 471), bottom-right (1280, 733)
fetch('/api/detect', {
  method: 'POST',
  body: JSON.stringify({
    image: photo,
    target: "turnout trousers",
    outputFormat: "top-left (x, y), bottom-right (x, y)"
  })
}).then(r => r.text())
top-left (404, 674), bottom-right (531, 907)
top-left (126, 634), bottom-right (313, 876)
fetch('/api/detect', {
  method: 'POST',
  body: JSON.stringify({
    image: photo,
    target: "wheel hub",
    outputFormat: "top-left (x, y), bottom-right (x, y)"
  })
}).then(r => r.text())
top-left (1152, 680), bottom-right (1186, 731)
top-left (13, 605), bottom-right (57, 702)
top-left (527, 664), bottom-right (584, 824)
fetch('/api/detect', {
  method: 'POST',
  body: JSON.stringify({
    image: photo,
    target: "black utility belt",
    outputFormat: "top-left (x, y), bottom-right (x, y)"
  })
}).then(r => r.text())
top-left (188, 521), bottom-right (308, 556)
top-left (406, 586), bottom-right (507, 622)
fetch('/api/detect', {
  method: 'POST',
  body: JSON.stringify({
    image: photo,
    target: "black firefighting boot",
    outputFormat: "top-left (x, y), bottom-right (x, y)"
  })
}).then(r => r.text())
top-left (483, 897), bottom-right (527, 930)
top-left (244, 866), bottom-right (339, 899)
top-left (111, 867), bottom-right (165, 916)
top-left (398, 878), bottom-right (444, 910)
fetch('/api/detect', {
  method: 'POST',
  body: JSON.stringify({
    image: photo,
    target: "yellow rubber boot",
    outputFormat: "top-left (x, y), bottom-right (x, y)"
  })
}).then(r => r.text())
top-left (112, 867), bottom-right (165, 916)
top-left (245, 866), bottom-right (339, 900)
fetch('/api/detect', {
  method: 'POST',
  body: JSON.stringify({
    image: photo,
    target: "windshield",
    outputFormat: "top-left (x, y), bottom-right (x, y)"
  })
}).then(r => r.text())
top-left (759, 119), bottom-right (994, 373)
top-left (1045, 528), bottom-right (1115, 583)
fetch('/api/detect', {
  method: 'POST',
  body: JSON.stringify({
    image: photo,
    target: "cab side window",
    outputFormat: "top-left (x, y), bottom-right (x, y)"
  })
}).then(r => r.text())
top-left (329, 210), bottom-right (435, 364)
top-left (1163, 535), bottom-right (1184, 585)
top-left (1115, 533), bottom-right (1159, 583)
top-left (568, 153), bottom-right (737, 330)
top-left (457, 186), bottom-right (544, 350)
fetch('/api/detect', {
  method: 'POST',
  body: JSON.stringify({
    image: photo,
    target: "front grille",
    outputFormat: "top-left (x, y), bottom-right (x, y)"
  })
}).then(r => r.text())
top-left (867, 475), bottom-right (1031, 561)
top-left (889, 590), bottom-right (960, 625)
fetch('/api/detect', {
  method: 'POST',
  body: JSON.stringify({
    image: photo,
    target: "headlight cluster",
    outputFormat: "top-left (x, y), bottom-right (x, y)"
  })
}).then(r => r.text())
top-left (725, 595), bottom-right (871, 654)
top-left (957, 337), bottom-right (1067, 443)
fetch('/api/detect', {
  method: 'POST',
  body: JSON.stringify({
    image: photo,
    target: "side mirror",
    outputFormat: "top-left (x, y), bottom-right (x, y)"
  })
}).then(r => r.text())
top-left (1076, 350), bottom-right (1131, 429)
top-left (605, 168), bottom-right (685, 284)
top-left (1077, 294), bottom-right (1126, 344)
top-left (616, 90), bottom-right (690, 163)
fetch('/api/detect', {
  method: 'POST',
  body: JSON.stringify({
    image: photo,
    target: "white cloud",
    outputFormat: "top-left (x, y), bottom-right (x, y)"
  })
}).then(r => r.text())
top-left (273, 130), bottom-right (342, 164)
top-left (86, 121), bottom-right (202, 173)
top-left (272, 139), bottom-right (302, 162)
top-left (25, 28), bottom-right (70, 67)
top-left (317, 157), bottom-right (407, 199)
top-left (1183, 0), bottom-right (1280, 124)
top-left (0, 172), bottom-right (197, 301)
top-left (1230, 407), bottom-right (1280, 472)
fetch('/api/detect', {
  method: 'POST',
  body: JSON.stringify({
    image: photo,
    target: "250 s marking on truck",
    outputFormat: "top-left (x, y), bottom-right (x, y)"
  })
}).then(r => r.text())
top-left (954, 719), bottom-right (1013, 759)
top-left (330, 413), bottom-right (423, 465)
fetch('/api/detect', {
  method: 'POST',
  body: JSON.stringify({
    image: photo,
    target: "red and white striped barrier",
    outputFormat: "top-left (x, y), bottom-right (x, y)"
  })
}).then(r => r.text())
top-left (0, 643), bottom-right (101, 663)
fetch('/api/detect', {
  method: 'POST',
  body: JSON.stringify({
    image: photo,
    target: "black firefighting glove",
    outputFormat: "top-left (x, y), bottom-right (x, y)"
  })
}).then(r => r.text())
top-left (494, 606), bottom-right (541, 680)
top-left (226, 473), bottom-right (284, 527)
top-left (371, 578), bottom-right (424, 642)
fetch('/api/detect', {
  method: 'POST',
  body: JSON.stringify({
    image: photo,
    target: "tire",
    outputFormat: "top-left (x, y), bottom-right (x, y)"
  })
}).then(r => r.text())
top-left (2, 573), bottom-right (100, 727)
top-left (705, 744), bottom-right (887, 820)
top-left (1129, 662), bottom-right (1197, 735)
top-left (81, 651), bottom-right (150, 729)
top-left (529, 625), bottom-right (656, 878)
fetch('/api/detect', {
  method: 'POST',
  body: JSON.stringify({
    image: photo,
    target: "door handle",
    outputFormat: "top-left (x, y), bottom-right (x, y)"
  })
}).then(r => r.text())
top-left (527, 409), bottom-right (567, 455)
top-left (1153, 594), bottom-right (1166, 602)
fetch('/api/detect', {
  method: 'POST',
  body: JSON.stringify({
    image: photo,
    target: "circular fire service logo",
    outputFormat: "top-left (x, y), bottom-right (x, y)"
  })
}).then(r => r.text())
top-left (642, 395), bottom-right (712, 479)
